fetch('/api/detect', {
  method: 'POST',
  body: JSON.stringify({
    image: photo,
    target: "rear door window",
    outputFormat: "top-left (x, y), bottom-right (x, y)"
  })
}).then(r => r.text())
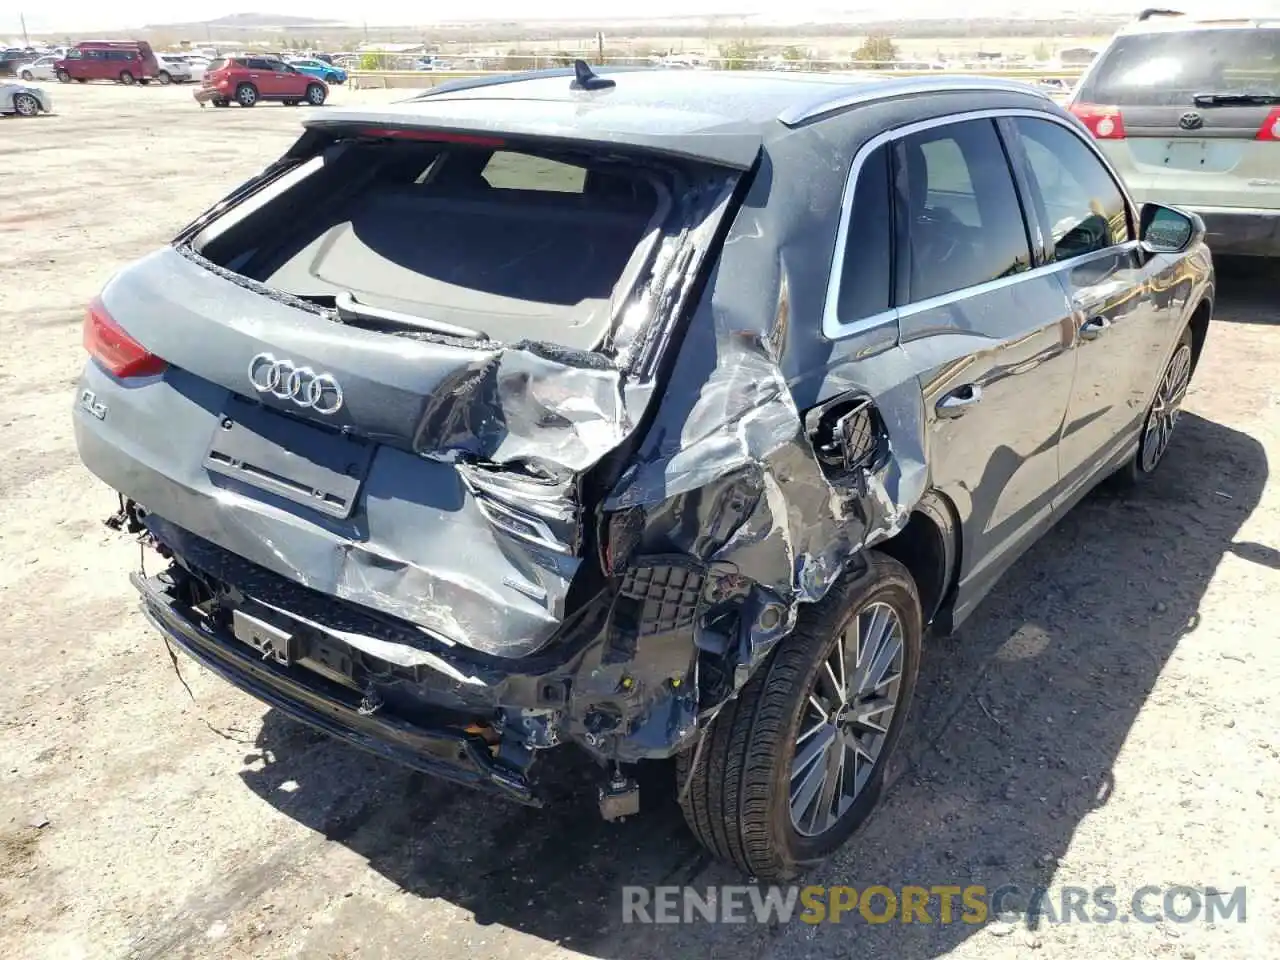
top-left (1012, 118), bottom-right (1132, 261)
top-left (1080, 28), bottom-right (1280, 106)
top-left (834, 144), bottom-right (892, 325)
top-left (898, 119), bottom-right (1032, 303)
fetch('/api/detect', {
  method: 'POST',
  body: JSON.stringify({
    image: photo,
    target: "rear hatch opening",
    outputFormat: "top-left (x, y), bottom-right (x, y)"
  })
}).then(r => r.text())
top-left (185, 128), bottom-right (675, 353)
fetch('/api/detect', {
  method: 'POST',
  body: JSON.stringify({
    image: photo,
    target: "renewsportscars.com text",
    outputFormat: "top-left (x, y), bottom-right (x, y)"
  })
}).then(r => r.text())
top-left (622, 884), bottom-right (1247, 925)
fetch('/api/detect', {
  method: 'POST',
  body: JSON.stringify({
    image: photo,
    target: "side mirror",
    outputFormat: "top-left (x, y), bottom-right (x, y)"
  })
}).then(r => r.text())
top-left (1139, 202), bottom-right (1204, 255)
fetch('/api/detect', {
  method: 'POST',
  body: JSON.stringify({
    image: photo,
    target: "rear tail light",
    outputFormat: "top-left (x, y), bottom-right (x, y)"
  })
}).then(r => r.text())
top-left (1256, 108), bottom-right (1280, 142)
top-left (1069, 103), bottom-right (1127, 140)
top-left (83, 297), bottom-right (167, 378)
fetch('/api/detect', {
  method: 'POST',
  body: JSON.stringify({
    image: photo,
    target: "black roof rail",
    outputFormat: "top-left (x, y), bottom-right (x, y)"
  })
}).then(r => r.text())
top-left (1137, 8), bottom-right (1184, 20)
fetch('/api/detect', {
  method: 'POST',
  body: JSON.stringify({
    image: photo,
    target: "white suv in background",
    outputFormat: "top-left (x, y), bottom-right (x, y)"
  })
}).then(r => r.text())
top-left (1069, 11), bottom-right (1280, 257)
top-left (154, 54), bottom-right (193, 85)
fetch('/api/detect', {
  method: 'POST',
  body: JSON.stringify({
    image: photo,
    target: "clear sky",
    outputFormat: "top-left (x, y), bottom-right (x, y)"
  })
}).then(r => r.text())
top-left (9, 2), bottom-right (1111, 35)
top-left (11, 0), bottom-right (1278, 35)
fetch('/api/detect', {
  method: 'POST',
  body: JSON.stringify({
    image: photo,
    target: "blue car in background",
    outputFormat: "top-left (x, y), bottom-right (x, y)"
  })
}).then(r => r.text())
top-left (287, 58), bottom-right (346, 85)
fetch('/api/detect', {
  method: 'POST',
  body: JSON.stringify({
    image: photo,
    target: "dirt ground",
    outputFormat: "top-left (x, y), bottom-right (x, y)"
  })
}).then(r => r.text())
top-left (1, 82), bottom-right (1277, 960)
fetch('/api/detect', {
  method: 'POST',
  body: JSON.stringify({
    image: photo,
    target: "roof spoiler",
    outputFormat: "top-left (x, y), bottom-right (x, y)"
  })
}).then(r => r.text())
top-left (1136, 8), bottom-right (1184, 20)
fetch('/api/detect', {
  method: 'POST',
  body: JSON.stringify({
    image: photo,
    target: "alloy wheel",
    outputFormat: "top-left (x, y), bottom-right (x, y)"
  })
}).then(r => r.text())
top-left (1140, 343), bottom-right (1192, 473)
top-left (14, 94), bottom-right (38, 117)
top-left (790, 600), bottom-right (905, 837)
top-left (307, 85), bottom-right (325, 105)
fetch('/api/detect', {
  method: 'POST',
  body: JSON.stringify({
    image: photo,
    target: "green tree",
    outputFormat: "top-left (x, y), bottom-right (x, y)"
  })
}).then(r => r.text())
top-left (852, 33), bottom-right (898, 68)
top-left (720, 39), bottom-right (758, 71)
top-left (1032, 41), bottom-right (1052, 61)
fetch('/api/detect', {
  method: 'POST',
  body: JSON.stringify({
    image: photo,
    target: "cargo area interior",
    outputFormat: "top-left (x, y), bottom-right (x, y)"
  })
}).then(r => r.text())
top-left (192, 137), bottom-right (668, 350)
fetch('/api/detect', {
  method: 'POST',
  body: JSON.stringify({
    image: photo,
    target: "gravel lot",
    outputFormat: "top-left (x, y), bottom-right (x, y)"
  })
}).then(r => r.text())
top-left (2, 81), bottom-right (1278, 960)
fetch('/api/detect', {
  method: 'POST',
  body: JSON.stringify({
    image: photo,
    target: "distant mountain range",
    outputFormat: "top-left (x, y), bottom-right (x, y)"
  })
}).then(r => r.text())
top-left (142, 13), bottom-right (345, 30)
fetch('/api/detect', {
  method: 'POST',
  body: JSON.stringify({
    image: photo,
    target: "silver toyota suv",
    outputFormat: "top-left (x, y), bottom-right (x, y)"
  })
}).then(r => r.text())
top-left (1070, 10), bottom-right (1280, 257)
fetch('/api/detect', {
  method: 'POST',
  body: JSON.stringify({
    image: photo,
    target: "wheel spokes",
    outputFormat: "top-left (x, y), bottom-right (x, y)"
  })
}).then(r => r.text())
top-left (790, 601), bottom-right (905, 837)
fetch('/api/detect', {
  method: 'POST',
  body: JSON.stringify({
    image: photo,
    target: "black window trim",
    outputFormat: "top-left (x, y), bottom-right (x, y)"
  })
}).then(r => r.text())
top-left (822, 106), bottom-right (1142, 342)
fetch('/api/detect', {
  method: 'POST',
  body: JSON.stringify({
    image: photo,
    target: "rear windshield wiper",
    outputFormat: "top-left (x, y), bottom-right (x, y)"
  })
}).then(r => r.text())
top-left (334, 291), bottom-right (488, 341)
top-left (1193, 92), bottom-right (1280, 106)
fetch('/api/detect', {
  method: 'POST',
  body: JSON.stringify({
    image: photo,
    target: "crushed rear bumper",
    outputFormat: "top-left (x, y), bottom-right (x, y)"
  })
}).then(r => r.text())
top-left (132, 567), bottom-right (541, 803)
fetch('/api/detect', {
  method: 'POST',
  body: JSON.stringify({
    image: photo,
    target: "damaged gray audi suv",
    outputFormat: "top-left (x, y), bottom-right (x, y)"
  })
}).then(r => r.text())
top-left (73, 64), bottom-right (1213, 880)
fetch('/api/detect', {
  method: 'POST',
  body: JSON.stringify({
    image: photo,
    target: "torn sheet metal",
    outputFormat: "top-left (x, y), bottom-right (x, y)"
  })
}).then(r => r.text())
top-left (81, 112), bottom-right (938, 768)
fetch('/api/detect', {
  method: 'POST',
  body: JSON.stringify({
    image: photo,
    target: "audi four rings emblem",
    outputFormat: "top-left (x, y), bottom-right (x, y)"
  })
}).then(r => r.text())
top-left (247, 353), bottom-right (344, 415)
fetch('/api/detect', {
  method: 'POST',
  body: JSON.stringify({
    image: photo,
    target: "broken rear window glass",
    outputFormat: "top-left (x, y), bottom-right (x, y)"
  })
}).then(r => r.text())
top-left (194, 139), bottom-right (667, 351)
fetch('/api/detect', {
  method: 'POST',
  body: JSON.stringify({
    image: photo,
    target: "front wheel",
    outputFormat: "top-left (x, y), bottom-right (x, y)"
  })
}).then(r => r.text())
top-left (304, 83), bottom-right (326, 106)
top-left (56, 68), bottom-right (71, 83)
top-left (12, 93), bottom-right (40, 117)
top-left (677, 551), bottom-right (922, 881)
top-left (1112, 324), bottom-right (1194, 487)
top-left (20, 69), bottom-right (33, 81)
top-left (118, 70), bottom-right (135, 85)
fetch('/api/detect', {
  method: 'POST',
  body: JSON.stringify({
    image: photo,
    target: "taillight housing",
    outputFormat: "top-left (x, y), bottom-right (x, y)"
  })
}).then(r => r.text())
top-left (83, 297), bottom-right (167, 379)
top-left (1069, 103), bottom-right (1127, 140)
top-left (1256, 108), bottom-right (1280, 142)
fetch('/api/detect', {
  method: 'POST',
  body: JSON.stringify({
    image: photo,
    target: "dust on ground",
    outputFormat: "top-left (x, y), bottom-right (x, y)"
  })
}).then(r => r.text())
top-left (1, 81), bottom-right (1277, 960)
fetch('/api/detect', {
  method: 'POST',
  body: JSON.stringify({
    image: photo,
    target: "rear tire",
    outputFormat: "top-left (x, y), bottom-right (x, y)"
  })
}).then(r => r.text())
top-left (305, 83), bottom-right (326, 106)
top-left (156, 70), bottom-right (171, 84)
top-left (212, 98), bottom-right (229, 108)
top-left (20, 69), bottom-right (33, 81)
top-left (119, 70), bottom-right (135, 85)
top-left (677, 551), bottom-right (922, 881)
top-left (235, 83), bottom-right (257, 107)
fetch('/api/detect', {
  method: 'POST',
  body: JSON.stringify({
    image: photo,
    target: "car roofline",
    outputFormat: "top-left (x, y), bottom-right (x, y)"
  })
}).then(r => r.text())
top-left (776, 74), bottom-right (1053, 127)
top-left (404, 68), bottom-right (1053, 130)
top-left (1118, 15), bottom-right (1280, 33)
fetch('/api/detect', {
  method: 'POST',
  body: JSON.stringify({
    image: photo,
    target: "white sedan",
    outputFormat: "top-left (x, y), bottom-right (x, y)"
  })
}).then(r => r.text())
top-left (17, 55), bottom-right (57, 82)
top-left (1, 81), bottom-right (51, 117)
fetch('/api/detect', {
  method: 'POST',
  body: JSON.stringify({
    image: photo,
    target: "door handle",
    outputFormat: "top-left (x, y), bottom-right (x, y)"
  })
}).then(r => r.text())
top-left (1079, 316), bottom-right (1112, 341)
top-left (936, 383), bottom-right (983, 419)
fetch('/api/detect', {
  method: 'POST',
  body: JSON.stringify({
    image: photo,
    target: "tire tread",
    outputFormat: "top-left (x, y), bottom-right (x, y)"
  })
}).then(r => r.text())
top-left (677, 552), bottom-right (919, 880)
